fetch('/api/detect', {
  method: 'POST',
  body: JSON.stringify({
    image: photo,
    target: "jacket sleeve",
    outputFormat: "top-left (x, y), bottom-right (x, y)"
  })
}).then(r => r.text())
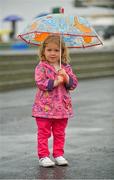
top-left (35, 65), bottom-right (54, 91)
top-left (64, 64), bottom-right (78, 90)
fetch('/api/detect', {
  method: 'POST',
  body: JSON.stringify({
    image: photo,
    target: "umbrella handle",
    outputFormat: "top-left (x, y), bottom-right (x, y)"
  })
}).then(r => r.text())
top-left (60, 34), bottom-right (61, 69)
top-left (59, 7), bottom-right (64, 69)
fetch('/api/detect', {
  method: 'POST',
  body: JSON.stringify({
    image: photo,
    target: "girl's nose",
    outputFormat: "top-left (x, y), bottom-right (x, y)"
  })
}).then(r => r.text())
top-left (51, 51), bottom-right (56, 55)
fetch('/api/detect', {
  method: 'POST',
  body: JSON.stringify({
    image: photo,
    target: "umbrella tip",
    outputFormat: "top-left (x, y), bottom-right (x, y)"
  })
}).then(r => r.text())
top-left (59, 8), bottom-right (64, 14)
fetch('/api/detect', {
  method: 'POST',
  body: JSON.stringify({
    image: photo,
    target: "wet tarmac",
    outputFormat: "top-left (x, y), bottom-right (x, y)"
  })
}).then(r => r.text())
top-left (0, 77), bottom-right (114, 179)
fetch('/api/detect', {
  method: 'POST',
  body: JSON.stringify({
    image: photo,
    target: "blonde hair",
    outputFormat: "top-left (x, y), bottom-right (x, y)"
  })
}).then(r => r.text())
top-left (38, 34), bottom-right (70, 64)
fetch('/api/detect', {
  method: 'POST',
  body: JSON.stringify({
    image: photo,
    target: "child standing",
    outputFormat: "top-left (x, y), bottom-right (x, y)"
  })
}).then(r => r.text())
top-left (32, 34), bottom-right (78, 167)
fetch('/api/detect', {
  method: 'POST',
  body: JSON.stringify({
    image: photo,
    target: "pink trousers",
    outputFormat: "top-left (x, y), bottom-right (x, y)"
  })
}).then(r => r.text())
top-left (35, 117), bottom-right (68, 158)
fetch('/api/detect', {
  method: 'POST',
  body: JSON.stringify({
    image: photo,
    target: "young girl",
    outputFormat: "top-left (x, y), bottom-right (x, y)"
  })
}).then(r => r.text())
top-left (32, 34), bottom-right (78, 167)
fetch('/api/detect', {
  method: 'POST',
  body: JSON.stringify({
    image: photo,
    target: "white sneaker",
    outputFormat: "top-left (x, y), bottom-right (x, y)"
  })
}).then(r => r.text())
top-left (39, 157), bottom-right (55, 167)
top-left (55, 156), bottom-right (68, 166)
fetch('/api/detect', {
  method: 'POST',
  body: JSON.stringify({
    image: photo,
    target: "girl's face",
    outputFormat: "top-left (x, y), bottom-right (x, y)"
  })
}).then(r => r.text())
top-left (44, 42), bottom-right (60, 65)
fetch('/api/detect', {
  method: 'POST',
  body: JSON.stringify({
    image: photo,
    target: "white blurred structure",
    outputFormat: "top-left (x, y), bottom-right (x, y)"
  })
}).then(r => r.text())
top-left (93, 17), bottom-right (114, 26)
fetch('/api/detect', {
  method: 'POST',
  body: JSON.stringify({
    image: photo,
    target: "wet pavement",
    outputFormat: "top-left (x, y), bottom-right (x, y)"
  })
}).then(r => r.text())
top-left (0, 77), bottom-right (114, 179)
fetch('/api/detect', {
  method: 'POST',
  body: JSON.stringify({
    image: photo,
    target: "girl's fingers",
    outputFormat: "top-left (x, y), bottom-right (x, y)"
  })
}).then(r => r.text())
top-left (57, 75), bottom-right (64, 82)
top-left (58, 69), bottom-right (67, 76)
top-left (58, 75), bottom-right (67, 83)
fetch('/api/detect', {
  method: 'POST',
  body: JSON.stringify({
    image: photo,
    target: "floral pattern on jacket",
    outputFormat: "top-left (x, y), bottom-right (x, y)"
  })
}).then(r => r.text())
top-left (32, 61), bottom-right (78, 119)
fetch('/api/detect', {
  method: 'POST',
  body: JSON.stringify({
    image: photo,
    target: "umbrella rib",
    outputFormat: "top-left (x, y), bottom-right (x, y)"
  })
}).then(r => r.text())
top-left (20, 31), bottom-right (98, 38)
top-left (18, 34), bottom-right (103, 48)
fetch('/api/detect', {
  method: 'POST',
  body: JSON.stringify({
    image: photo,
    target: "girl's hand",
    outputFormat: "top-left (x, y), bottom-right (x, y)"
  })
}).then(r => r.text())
top-left (58, 69), bottom-right (69, 83)
top-left (54, 75), bottom-right (64, 87)
top-left (57, 75), bottom-right (64, 83)
top-left (58, 69), bottom-right (66, 76)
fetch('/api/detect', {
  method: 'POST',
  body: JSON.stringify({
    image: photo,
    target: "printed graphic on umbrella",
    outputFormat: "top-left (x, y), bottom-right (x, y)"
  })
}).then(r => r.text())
top-left (18, 12), bottom-right (103, 66)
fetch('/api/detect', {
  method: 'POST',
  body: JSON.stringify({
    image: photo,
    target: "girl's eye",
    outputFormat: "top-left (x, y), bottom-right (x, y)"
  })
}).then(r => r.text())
top-left (47, 48), bottom-right (51, 51)
top-left (46, 48), bottom-right (60, 52)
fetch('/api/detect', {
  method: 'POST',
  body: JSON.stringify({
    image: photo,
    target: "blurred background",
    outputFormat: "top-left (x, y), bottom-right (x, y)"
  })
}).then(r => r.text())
top-left (0, 0), bottom-right (114, 91)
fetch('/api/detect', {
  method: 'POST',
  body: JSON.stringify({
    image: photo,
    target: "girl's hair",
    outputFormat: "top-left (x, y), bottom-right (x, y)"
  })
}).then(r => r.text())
top-left (39, 34), bottom-right (70, 64)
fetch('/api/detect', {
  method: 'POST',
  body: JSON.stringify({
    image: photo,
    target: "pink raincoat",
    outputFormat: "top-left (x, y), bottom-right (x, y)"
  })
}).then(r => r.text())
top-left (32, 61), bottom-right (78, 119)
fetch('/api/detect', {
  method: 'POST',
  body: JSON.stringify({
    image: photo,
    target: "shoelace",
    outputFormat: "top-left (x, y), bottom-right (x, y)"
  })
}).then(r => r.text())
top-left (40, 157), bottom-right (49, 161)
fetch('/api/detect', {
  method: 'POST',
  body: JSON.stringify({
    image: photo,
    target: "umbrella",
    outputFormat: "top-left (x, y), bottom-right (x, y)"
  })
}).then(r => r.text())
top-left (18, 12), bottom-right (103, 66)
top-left (3, 15), bottom-right (23, 21)
top-left (3, 15), bottom-right (23, 39)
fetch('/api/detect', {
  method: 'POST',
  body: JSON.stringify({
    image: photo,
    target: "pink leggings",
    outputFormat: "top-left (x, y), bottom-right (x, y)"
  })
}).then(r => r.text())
top-left (35, 117), bottom-right (68, 158)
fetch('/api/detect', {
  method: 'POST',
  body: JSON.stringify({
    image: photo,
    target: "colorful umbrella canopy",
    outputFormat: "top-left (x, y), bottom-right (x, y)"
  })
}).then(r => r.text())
top-left (18, 13), bottom-right (103, 48)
